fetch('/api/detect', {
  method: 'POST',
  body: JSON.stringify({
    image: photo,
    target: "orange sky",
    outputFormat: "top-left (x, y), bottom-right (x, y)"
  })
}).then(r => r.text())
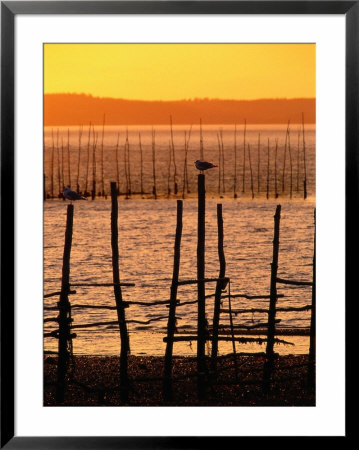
top-left (44, 43), bottom-right (315, 101)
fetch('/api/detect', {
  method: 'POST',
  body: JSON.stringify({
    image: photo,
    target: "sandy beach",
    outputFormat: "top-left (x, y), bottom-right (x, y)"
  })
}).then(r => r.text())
top-left (44, 353), bottom-right (315, 406)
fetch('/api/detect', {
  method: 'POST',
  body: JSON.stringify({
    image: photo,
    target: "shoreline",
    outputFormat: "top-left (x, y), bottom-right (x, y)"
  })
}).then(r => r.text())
top-left (44, 353), bottom-right (315, 407)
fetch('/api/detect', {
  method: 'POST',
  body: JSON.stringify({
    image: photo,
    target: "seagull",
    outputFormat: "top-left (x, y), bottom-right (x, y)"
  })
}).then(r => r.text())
top-left (195, 160), bottom-right (218, 173)
top-left (63, 186), bottom-right (87, 202)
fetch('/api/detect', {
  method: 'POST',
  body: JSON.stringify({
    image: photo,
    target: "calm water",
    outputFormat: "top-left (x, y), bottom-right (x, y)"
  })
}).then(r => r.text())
top-left (44, 196), bottom-right (315, 356)
top-left (44, 124), bottom-right (315, 199)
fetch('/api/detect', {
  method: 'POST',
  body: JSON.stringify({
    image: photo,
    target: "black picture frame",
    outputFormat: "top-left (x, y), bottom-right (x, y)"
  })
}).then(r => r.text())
top-left (1, 1), bottom-right (353, 447)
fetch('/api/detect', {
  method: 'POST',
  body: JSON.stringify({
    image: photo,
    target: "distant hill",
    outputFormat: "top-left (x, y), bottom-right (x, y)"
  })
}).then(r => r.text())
top-left (44, 94), bottom-right (315, 126)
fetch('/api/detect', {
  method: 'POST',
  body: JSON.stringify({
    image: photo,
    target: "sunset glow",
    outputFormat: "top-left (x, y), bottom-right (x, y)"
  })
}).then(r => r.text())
top-left (44, 43), bottom-right (315, 100)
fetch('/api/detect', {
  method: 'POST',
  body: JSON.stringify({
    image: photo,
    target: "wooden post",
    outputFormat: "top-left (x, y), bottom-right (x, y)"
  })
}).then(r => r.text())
top-left (152, 128), bottom-right (157, 199)
top-left (43, 173), bottom-right (46, 201)
top-left (308, 208), bottom-right (316, 388)
top-left (211, 204), bottom-right (226, 371)
top-left (266, 138), bottom-right (270, 199)
top-left (233, 124), bottom-right (237, 198)
top-left (302, 113), bottom-right (308, 199)
top-left (197, 174), bottom-right (206, 399)
top-left (164, 200), bottom-right (183, 400)
top-left (170, 116), bottom-right (178, 195)
top-left (91, 126), bottom-right (97, 200)
top-left (263, 204), bottom-right (281, 391)
top-left (50, 129), bottom-right (55, 198)
top-left (76, 125), bottom-right (83, 194)
top-left (56, 204), bottom-right (74, 403)
top-left (110, 182), bottom-right (130, 402)
top-left (84, 122), bottom-right (92, 196)
top-left (257, 133), bottom-right (261, 193)
top-left (274, 139), bottom-right (279, 199)
top-left (248, 144), bottom-right (254, 199)
top-left (139, 133), bottom-right (144, 196)
top-left (100, 116), bottom-right (105, 196)
top-left (67, 128), bottom-right (71, 189)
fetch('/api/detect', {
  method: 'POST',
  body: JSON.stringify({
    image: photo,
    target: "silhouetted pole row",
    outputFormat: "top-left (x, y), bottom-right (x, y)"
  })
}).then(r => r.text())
top-left (56, 203), bottom-right (74, 403)
top-left (164, 200), bottom-right (183, 400)
top-left (110, 182), bottom-right (130, 402)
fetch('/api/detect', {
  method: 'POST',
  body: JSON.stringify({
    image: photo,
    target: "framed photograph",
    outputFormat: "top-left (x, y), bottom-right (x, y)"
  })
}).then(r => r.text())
top-left (1, 1), bottom-right (353, 446)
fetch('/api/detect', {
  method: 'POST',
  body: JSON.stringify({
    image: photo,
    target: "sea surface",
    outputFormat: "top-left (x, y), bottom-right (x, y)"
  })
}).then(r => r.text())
top-left (43, 124), bottom-right (315, 199)
top-left (44, 197), bottom-right (315, 357)
top-left (44, 124), bottom-right (315, 356)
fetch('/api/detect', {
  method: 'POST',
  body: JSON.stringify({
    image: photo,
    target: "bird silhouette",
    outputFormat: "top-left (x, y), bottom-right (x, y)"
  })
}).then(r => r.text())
top-left (63, 186), bottom-right (87, 202)
top-left (195, 160), bottom-right (218, 173)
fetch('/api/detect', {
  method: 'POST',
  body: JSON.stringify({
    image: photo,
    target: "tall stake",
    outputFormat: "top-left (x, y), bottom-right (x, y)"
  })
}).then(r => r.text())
top-left (233, 124), bottom-right (237, 198)
top-left (242, 119), bottom-right (247, 193)
top-left (248, 143), bottom-right (254, 199)
top-left (296, 130), bottom-right (300, 192)
top-left (152, 128), bottom-right (157, 199)
top-left (164, 200), bottom-right (183, 400)
top-left (50, 128), bottom-right (54, 198)
top-left (126, 129), bottom-right (131, 196)
top-left (61, 138), bottom-right (64, 193)
top-left (76, 125), bottom-right (83, 193)
top-left (266, 138), bottom-right (270, 199)
top-left (199, 118), bottom-right (204, 161)
top-left (197, 174), bottom-right (206, 399)
top-left (110, 182), bottom-right (130, 402)
top-left (167, 141), bottom-right (172, 198)
top-left (302, 113), bottom-right (307, 199)
top-left (61, 138), bottom-right (65, 200)
top-left (115, 133), bottom-right (120, 195)
top-left (217, 133), bottom-right (221, 195)
top-left (288, 125), bottom-right (293, 199)
top-left (67, 128), bottom-right (71, 188)
top-left (56, 204), bottom-right (74, 403)
top-left (182, 133), bottom-right (187, 199)
top-left (220, 130), bottom-right (225, 194)
top-left (123, 138), bottom-right (129, 199)
top-left (281, 121), bottom-right (289, 193)
top-left (84, 122), bottom-right (91, 195)
top-left (100, 115), bottom-right (105, 196)
top-left (56, 130), bottom-right (61, 196)
top-left (170, 116), bottom-right (178, 195)
top-left (91, 126), bottom-right (98, 200)
top-left (139, 133), bottom-right (144, 196)
top-left (257, 133), bottom-right (261, 193)
top-left (211, 204), bottom-right (226, 371)
top-left (308, 208), bottom-right (316, 388)
top-left (263, 204), bottom-right (281, 392)
top-left (274, 139), bottom-right (279, 198)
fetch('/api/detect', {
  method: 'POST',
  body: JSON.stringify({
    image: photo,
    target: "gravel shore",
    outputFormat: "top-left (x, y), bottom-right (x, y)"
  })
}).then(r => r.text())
top-left (44, 353), bottom-right (315, 406)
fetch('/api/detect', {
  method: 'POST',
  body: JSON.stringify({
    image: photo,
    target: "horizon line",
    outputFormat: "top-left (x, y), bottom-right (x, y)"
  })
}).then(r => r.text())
top-left (44, 92), bottom-right (316, 102)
